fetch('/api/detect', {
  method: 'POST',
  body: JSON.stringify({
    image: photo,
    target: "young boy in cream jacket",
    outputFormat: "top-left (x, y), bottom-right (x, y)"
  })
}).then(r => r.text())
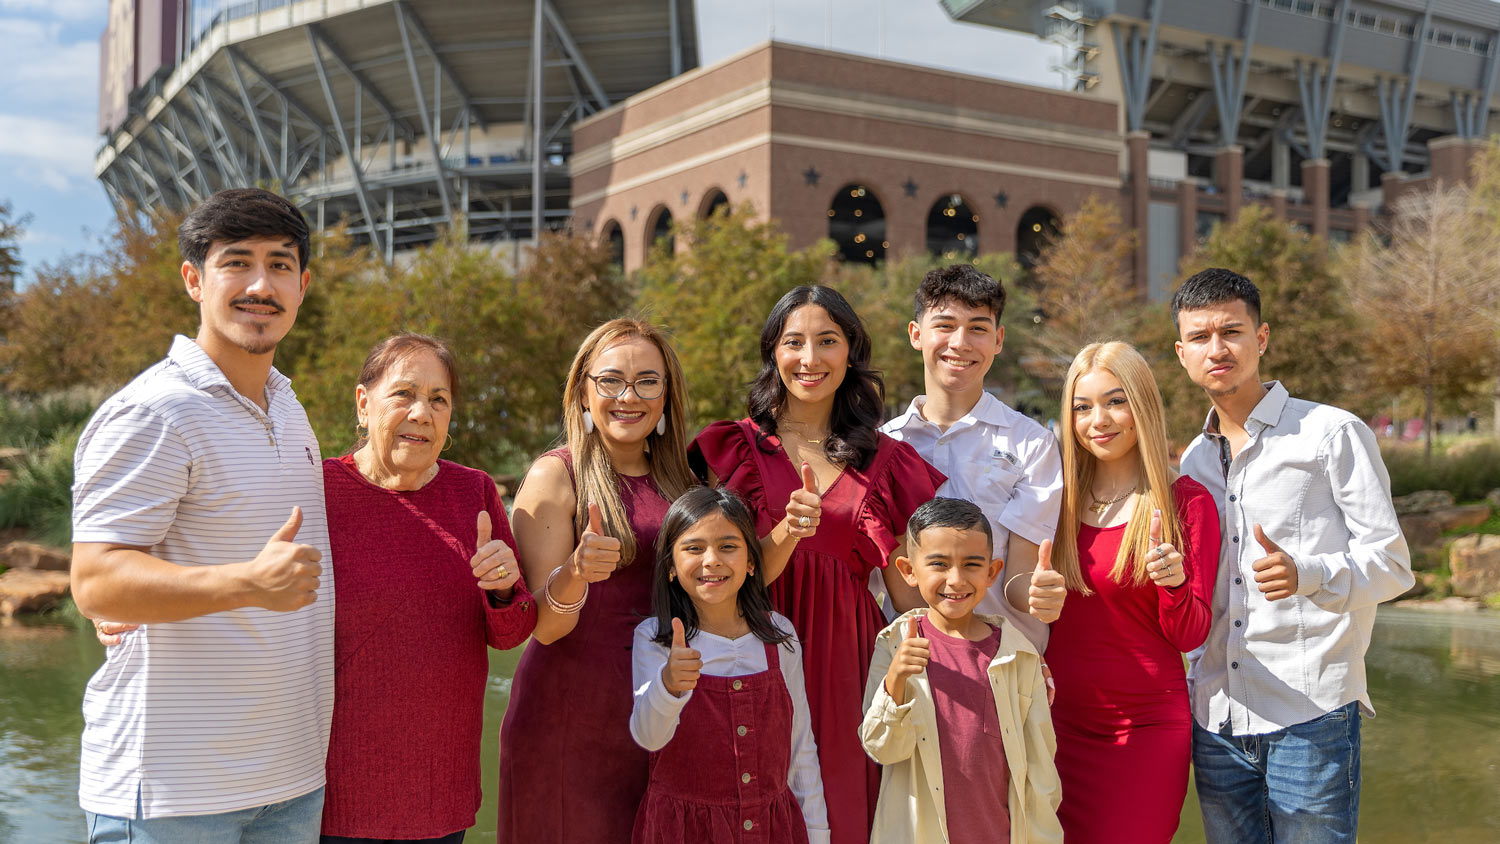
top-left (861, 497), bottom-right (1063, 844)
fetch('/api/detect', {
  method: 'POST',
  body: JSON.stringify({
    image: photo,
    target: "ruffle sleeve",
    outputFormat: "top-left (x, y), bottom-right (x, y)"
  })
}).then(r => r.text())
top-left (855, 436), bottom-right (947, 572)
top-left (690, 419), bottom-right (775, 535)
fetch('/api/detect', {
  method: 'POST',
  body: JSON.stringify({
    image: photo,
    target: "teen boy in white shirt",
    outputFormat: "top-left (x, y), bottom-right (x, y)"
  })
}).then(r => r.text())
top-left (1172, 267), bottom-right (1411, 844)
top-left (881, 264), bottom-right (1066, 647)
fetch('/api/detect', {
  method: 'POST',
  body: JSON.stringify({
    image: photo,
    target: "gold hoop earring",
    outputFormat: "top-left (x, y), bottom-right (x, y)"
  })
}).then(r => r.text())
top-left (443, 433), bottom-right (454, 452)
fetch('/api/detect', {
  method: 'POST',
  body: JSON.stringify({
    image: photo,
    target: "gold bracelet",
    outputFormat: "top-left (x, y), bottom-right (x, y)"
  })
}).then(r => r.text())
top-left (544, 565), bottom-right (587, 614)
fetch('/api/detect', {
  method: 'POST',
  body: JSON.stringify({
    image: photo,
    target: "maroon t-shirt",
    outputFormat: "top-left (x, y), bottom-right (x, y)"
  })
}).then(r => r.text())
top-left (923, 616), bottom-right (1012, 844)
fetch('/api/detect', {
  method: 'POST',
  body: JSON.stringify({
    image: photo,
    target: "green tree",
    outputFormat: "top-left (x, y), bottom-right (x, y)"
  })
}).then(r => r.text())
top-left (1173, 205), bottom-right (1364, 442)
top-left (297, 227), bottom-right (629, 474)
top-left (1345, 183), bottom-right (1500, 459)
top-left (0, 199), bottom-right (24, 285)
top-left (830, 252), bottom-right (1031, 415)
top-left (637, 205), bottom-right (831, 428)
top-left (1030, 194), bottom-right (1142, 380)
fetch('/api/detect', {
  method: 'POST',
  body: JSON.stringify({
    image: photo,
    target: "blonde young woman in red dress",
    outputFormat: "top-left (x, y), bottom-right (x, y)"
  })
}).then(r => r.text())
top-left (1045, 341), bottom-right (1221, 843)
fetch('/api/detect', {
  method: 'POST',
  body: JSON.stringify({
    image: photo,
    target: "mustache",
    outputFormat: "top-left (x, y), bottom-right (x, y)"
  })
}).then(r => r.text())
top-left (230, 296), bottom-right (286, 314)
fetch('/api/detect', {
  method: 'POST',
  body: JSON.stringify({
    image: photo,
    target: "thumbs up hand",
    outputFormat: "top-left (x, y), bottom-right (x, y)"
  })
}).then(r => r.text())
top-left (1146, 509), bottom-right (1187, 589)
top-left (571, 501), bottom-right (622, 583)
top-left (471, 510), bottom-right (521, 597)
top-left (1251, 524), bottom-right (1298, 601)
top-left (884, 615), bottom-right (931, 702)
top-left (244, 506), bottom-right (324, 612)
top-left (1027, 539), bottom-right (1066, 623)
top-left (784, 462), bottom-right (822, 539)
top-left (662, 618), bottom-right (702, 697)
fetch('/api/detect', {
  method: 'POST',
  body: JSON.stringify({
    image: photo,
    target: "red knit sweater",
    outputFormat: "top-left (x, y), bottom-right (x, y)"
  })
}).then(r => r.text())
top-left (320, 455), bottom-right (536, 839)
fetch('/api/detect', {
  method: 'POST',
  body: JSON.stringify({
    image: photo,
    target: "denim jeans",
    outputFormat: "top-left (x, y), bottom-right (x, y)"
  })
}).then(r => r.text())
top-left (86, 786), bottom-right (324, 844)
top-left (1192, 703), bottom-right (1361, 844)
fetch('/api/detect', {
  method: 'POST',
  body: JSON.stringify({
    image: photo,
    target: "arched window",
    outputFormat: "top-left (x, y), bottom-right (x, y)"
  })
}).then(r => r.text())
top-left (600, 219), bottom-right (624, 269)
top-left (828, 184), bottom-right (886, 264)
top-left (1016, 205), bottom-right (1060, 269)
top-left (647, 205), bottom-right (674, 254)
top-left (926, 194), bottom-right (978, 258)
top-left (699, 189), bottom-right (730, 218)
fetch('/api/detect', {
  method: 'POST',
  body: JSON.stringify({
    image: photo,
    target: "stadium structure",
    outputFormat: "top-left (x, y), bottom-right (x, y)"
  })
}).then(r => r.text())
top-left (98, 1), bottom-right (1500, 293)
top-left (95, 0), bottom-right (698, 261)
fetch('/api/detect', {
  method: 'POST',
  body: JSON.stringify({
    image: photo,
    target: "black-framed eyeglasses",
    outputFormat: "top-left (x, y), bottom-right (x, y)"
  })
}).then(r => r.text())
top-left (586, 373), bottom-right (665, 401)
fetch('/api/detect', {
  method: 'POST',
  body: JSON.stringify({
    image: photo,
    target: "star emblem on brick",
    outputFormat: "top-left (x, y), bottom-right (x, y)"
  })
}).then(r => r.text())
top-left (738, 171), bottom-right (748, 188)
top-left (803, 166), bottom-right (821, 186)
top-left (630, 205), bottom-right (638, 221)
top-left (903, 179), bottom-right (918, 197)
top-left (994, 191), bottom-right (1009, 208)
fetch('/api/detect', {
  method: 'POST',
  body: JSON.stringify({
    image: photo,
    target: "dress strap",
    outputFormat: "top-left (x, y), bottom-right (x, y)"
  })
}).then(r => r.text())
top-left (762, 639), bottom-right (781, 671)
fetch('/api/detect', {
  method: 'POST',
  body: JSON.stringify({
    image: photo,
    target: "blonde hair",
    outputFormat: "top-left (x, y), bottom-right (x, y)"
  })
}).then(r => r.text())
top-left (559, 319), bottom-right (696, 566)
top-left (1055, 341), bottom-right (1183, 593)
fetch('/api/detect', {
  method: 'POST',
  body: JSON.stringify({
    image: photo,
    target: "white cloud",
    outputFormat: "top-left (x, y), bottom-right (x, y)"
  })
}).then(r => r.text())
top-left (0, 0), bottom-right (98, 22)
top-left (0, 113), bottom-right (99, 180)
top-left (0, 18), bottom-right (99, 106)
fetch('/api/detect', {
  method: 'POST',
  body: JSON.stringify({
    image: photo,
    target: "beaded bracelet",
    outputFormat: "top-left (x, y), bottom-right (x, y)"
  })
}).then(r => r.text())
top-left (544, 565), bottom-right (588, 614)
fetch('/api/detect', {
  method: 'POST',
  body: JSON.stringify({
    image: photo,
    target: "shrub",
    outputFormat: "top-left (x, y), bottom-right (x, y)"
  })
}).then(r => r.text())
top-left (0, 423), bottom-right (81, 547)
top-left (1381, 439), bottom-right (1500, 501)
top-left (0, 388), bottom-right (110, 449)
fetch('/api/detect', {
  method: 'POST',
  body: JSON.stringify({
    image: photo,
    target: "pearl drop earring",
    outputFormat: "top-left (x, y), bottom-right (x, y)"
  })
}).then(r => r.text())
top-left (583, 411), bottom-right (595, 433)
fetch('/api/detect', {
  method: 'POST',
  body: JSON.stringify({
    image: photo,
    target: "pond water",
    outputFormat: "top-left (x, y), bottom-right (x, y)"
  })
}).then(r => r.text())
top-left (2, 606), bottom-right (1496, 843)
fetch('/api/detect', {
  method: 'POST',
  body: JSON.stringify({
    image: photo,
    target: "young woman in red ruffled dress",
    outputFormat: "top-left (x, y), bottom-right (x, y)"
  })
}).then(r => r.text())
top-left (691, 286), bottom-right (945, 844)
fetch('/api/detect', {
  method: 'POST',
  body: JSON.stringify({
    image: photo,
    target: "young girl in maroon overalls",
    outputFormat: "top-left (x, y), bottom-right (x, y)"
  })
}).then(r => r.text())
top-left (629, 487), bottom-right (830, 844)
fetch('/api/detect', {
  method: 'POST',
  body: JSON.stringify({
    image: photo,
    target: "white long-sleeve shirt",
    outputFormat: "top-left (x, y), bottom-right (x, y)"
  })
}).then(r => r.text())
top-left (1180, 381), bottom-right (1413, 736)
top-left (630, 614), bottom-right (830, 844)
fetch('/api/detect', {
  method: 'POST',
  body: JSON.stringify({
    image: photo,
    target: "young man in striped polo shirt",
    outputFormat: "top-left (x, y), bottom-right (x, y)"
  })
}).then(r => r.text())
top-left (71, 188), bottom-right (335, 843)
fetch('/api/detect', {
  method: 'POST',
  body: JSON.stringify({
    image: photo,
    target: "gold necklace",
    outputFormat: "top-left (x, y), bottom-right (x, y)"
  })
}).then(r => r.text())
top-left (781, 423), bottom-right (827, 444)
top-left (1089, 488), bottom-right (1135, 515)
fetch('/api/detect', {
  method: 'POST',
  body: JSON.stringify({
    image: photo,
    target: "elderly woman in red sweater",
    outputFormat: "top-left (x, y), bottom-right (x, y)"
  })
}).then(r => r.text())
top-left (314, 333), bottom-right (537, 844)
top-left (94, 333), bottom-right (535, 843)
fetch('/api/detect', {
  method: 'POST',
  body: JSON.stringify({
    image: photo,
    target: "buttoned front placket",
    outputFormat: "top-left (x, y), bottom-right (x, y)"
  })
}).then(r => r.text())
top-left (1210, 419), bottom-right (1265, 735)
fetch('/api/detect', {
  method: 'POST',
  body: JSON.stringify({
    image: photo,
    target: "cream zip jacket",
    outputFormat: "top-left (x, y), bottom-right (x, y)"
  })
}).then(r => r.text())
top-left (860, 609), bottom-right (1063, 844)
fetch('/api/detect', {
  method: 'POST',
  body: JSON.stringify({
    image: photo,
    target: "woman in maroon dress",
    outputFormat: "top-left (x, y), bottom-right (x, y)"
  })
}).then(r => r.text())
top-left (496, 319), bottom-right (698, 844)
top-left (1046, 341), bottom-right (1220, 843)
top-left (691, 286), bottom-right (945, 844)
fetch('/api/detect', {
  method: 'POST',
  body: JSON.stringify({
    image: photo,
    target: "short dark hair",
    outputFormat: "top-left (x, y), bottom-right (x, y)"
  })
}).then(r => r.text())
top-left (178, 188), bottom-right (311, 271)
top-left (650, 486), bottom-right (792, 649)
top-left (748, 285), bottom-right (885, 470)
top-left (907, 497), bottom-right (993, 556)
top-left (914, 264), bottom-right (1006, 324)
top-left (1170, 268), bottom-right (1261, 329)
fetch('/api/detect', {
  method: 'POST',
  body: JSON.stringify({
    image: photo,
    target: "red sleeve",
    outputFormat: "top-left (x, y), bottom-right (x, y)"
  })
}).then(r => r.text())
top-left (480, 474), bottom-right (538, 650)
top-left (857, 437), bottom-right (948, 569)
top-left (690, 419), bottom-right (775, 535)
top-left (1156, 477), bottom-right (1220, 652)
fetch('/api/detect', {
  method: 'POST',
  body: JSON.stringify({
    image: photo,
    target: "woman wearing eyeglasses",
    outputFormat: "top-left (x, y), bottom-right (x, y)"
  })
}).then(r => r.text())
top-left (495, 319), bottom-right (698, 844)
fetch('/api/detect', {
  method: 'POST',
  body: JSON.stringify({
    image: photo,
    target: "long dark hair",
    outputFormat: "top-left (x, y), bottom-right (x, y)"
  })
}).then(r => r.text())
top-left (650, 487), bottom-right (792, 649)
top-left (747, 285), bottom-right (885, 470)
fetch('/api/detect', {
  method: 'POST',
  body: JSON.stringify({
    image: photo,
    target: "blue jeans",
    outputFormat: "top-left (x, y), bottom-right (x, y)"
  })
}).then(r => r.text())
top-left (86, 786), bottom-right (324, 844)
top-left (1192, 703), bottom-right (1361, 844)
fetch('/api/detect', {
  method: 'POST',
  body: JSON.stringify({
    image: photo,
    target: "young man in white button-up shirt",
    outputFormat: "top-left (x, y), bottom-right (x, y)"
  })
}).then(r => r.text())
top-left (880, 265), bottom-right (1067, 649)
top-left (71, 189), bottom-right (334, 843)
top-left (1172, 268), bottom-right (1412, 844)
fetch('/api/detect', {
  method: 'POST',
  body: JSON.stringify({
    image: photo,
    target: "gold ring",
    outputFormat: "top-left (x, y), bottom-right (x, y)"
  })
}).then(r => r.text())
top-left (798, 515), bottom-right (811, 528)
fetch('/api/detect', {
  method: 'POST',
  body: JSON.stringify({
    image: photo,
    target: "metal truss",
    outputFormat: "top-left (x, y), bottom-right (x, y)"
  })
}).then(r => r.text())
top-left (98, 1), bottom-right (686, 261)
top-left (1111, 0), bottom-right (1161, 133)
top-left (1205, 0), bottom-right (1259, 147)
top-left (1373, 0), bottom-right (1435, 173)
top-left (1044, 3), bottom-right (1099, 91)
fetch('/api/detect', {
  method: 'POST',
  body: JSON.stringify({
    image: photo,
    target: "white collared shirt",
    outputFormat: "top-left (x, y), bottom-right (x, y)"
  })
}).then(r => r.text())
top-left (881, 393), bottom-right (1063, 634)
top-left (1180, 381), bottom-right (1412, 736)
top-left (630, 614), bottom-right (829, 844)
top-left (72, 336), bottom-right (335, 818)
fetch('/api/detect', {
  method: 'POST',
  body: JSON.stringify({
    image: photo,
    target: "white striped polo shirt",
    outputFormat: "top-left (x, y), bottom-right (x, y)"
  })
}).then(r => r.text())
top-left (72, 335), bottom-right (335, 819)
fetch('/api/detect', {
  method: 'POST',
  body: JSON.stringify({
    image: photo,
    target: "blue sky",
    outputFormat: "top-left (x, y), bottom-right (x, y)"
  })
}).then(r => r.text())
top-left (0, 0), bottom-right (1055, 283)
